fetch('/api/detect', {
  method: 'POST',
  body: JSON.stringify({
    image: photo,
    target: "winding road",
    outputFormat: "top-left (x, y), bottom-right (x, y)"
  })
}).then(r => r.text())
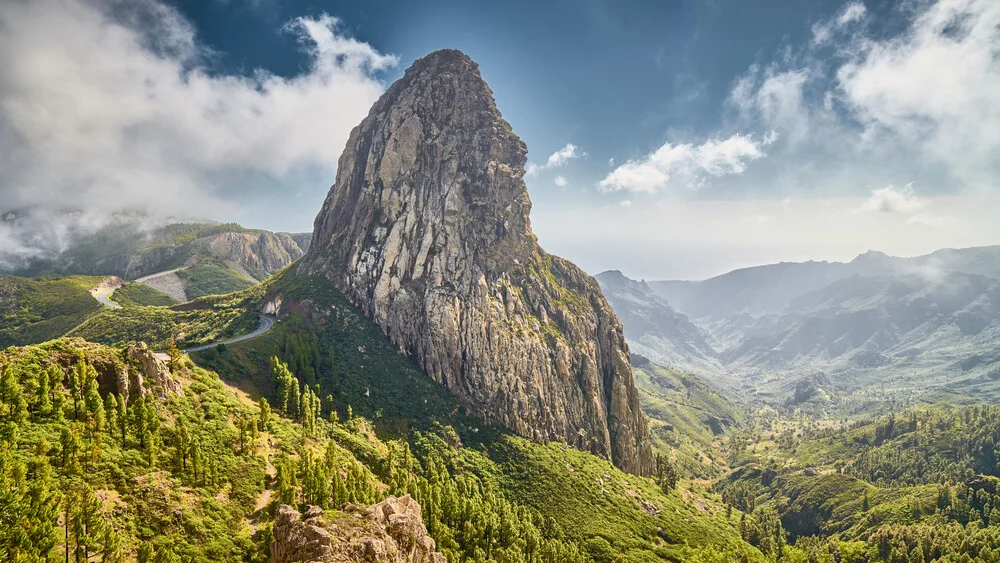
top-left (90, 286), bottom-right (122, 309)
top-left (182, 315), bottom-right (274, 353)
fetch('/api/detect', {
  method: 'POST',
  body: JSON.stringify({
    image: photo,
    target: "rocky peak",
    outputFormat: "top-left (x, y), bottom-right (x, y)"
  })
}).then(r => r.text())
top-left (300, 49), bottom-right (653, 475)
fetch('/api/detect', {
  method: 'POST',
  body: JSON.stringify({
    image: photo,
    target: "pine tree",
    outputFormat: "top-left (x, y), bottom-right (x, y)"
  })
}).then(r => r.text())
top-left (36, 366), bottom-right (53, 419)
top-left (25, 440), bottom-right (61, 561)
top-left (166, 337), bottom-right (183, 371)
top-left (0, 365), bottom-right (28, 424)
top-left (84, 377), bottom-right (104, 434)
top-left (51, 388), bottom-right (65, 423)
top-left (258, 398), bottom-right (271, 431)
top-left (115, 395), bottom-right (127, 447)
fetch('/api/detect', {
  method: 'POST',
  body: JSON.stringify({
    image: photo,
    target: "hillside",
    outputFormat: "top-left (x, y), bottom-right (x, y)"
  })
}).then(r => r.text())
top-left (0, 284), bottom-right (767, 562)
top-left (631, 356), bottom-right (746, 479)
top-left (717, 405), bottom-right (1000, 560)
top-left (0, 275), bottom-right (104, 348)
top-left (12, 221), bottom-right (308, 303)
top-left (650, 246), bottom-right (1000, 322)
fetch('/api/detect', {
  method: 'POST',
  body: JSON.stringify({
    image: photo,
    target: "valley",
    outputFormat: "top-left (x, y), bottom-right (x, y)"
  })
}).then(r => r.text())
top-left (599, 247), bottom-right (1000, 414)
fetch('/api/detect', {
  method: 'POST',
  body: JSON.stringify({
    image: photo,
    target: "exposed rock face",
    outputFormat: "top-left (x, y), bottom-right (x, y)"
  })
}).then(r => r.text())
top-left (191, 231), bottom-right (305, 280)
top-left (300, 49), bottom-right (653, 475)
top-left (124, 343), bottom-right (183, 401)
top-left (271, 496), bottom-right (445, 563)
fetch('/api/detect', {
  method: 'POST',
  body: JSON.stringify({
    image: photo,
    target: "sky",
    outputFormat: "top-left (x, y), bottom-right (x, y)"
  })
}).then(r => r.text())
top-left (0, 0), bottom-right (998, 279)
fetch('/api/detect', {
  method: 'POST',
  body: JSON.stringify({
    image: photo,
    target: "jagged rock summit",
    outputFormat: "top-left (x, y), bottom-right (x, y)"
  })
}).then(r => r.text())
top-left (300, 49), bottom-right (653, 475)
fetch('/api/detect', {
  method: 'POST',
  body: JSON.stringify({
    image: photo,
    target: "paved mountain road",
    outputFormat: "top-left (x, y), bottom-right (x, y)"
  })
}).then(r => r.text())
top-left (90, 286), bottom-right (122, 309)
top-left (182, 315), bottom-right (275, 353)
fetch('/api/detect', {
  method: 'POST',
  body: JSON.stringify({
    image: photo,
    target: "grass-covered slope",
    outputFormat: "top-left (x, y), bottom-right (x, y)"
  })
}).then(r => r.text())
top-left (0, 273), bottom-right (260, 351)
top-left (0, 275), bottom-right (104, 348)
top-left (632, 357), bottom-right (746, 479)
top-left (110, 282), bottom-right (178, 307)
top-left (176, 260), bottom-right (256, 300)
top-left (69, 289), bottom-right (260, 350)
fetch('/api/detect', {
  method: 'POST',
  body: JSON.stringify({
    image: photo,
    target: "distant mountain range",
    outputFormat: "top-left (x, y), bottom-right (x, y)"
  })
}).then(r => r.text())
top-left (599, 246), bottom-right (1000, 409)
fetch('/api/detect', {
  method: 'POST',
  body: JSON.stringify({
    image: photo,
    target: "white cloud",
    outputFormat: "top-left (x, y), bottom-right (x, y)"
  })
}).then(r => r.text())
top-left (730, 67), bottom-right (816, 144)
top-left (546, 144), bottom-right (581, 167)
top-left (906, 213), bottom-right (949, 226)
top-left (599, 133), bottom-right (770, 193)
top-left (812, 1), bottom-right (867, 45)
top-left (525, 143), bottom-right (583, 176)
top-left (619, 200), bottom-right (632, 207)
top-left (859, 184), bottom-right (927, 214)
top-left (732, 0), bottom-right (1000, 194)
top-left (554, 176), bottom-right (568, 187)
top-left (0, 0), bottom-right (396, 269)
top-left (836, 0), bottom-right (1000, 185)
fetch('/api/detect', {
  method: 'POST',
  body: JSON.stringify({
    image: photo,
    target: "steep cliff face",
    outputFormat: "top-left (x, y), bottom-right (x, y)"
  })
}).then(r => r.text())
top-left (300, 49), bottom-right (653, 475)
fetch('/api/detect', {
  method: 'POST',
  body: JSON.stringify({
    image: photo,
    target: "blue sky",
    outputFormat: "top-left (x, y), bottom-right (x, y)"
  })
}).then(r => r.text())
top-left (1, 0), bottom-right (998, 278)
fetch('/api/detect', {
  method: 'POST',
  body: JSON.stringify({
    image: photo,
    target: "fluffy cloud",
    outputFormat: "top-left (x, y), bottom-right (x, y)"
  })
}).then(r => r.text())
top-left (731, 0), bottom-right (1000, 194)
top-left (554, 176), bottom-right (568, 187)
top-left (526, 143), bottom-right (583, 176)
top-left (858, 184), bottom-right (927, 214)
top-left (0, 0), bottom-right (396, 269)
top-left (546, 144), bottom-right (581, 167)
top-left (836, 0), bottom-right (1000, 186)
top-left (598, 133), bottom-right (773, 193)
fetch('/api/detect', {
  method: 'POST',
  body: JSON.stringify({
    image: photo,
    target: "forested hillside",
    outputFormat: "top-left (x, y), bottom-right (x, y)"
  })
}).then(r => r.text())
top-left (1, 274), bottom-right (769, 562)
top-left (715, 405), bottom-right (1000, 561)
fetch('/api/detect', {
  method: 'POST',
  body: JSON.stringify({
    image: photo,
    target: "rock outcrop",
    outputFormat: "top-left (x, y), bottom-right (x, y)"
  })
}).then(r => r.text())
top-left (124, 342), bottom-right (183, 400)
top-left (299, 49), bottom-right (653, 475)
top-left (270, 496), bottom-right (445, 563)
top-left (191, 231), bottom-right (305, 280)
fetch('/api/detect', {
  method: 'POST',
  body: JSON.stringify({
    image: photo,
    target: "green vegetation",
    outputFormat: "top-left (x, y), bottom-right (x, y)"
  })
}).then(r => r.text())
top-left (716, 405), bottom-right (1000, 561)
top-left (633, 358), bottom-right (746, 479)
top-left (68, 289), bottom-right (260, 351)
top-left (0, 272), bottom-right (261, 351)
top-left (0, 275), bottom-right (104, 348)
top-left (0, 338), bottom-right (267, 561)
top-left (191, 271), bottom-right (766, 561)
top-left (9, 260), bottom-right (1000, 562)
top-left (109, 283), bottom-right (177, 307)
top-left (176, 260), bottom-right (256, 300)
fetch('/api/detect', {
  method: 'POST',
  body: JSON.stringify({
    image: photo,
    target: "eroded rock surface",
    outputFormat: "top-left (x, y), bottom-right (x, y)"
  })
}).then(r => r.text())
top-left (124, 342), bottom-right (182, 400)
top-left (271, 496), bottom-right (445, 563)
top-left (299, 49), bottom-right (653, 475)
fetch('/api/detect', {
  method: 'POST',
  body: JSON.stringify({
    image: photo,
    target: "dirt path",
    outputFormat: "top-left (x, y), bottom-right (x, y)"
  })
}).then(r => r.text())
top-left (247, 438), bottom-right (276, 534)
